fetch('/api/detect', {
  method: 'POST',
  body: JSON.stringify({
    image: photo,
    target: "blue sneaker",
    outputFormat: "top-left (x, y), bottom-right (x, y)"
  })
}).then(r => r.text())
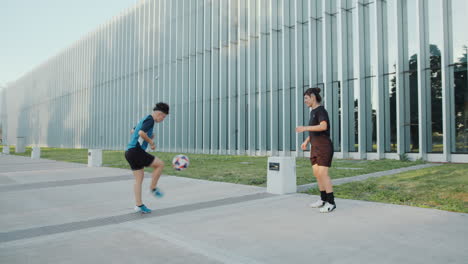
top-left (151, 187), bottom-right (164, 198)
top-left (134, 204), bottom-right (152, 214)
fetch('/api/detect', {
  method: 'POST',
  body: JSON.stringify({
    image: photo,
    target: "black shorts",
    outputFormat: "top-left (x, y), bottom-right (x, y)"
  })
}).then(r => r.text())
top-left (124, 147), bottom-right (156, 171)
top-left (310, 142), bottom-right (334, 167)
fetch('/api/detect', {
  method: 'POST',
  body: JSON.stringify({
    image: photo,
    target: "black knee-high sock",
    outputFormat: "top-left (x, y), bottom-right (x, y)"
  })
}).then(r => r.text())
top-left (320, 191), bottom-right (327, 202)
top-left (326, 192), bottom-right (335, 205)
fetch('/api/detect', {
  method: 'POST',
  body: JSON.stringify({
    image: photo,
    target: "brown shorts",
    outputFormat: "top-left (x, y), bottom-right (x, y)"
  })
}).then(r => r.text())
top-left (310, 143), bottom-right (334, 167)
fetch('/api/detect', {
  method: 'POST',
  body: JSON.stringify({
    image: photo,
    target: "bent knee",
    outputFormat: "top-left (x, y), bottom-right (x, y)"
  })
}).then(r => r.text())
top-left (151, 159), bottom-right (164, 168)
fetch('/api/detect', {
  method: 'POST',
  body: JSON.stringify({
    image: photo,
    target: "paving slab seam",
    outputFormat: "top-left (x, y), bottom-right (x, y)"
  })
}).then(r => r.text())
top-left (0, 192), bottom-right (276, 244)
top-left (0, 166), bottom-right (87, 174)
top-left (0, 174), bottom-right (160, 192)
top-left (0, 162), bottom-right (65, 166)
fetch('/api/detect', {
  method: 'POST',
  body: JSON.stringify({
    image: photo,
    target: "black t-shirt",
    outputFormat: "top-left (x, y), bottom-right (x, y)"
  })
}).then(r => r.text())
top-left (308, 105), bottom-right (331, 143)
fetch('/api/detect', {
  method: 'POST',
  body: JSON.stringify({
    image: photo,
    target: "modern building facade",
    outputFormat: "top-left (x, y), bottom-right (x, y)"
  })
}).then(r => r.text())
top-left (1, 0), bottom-right (467, 162)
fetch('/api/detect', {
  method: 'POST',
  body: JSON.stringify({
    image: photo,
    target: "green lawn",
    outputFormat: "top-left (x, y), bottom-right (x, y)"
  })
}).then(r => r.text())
top-left (2, 146), bottom-right (424, 186)
top-left (306, 163), bottom-right (468, 213)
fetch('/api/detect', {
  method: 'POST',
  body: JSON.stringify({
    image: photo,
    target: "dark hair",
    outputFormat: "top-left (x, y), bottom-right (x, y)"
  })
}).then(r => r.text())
top-left (303, 87), bottom-right (322, 103)
top-left (153, 102), bottom-right (169, 114)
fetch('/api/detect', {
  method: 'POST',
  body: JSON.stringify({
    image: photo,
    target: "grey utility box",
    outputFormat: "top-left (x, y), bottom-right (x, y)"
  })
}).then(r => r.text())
top-left (267, 156), bottom-right (297, 195)
top-left (88, 149), bottom-right (103, 167)
top-left (31, 146), bottom-right (41, 159)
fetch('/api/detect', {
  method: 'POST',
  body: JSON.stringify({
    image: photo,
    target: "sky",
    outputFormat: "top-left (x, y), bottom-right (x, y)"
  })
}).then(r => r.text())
top-left (0, 0), bottom-right (138, 88)
top-left (1, 0), bottom-right (466, 89)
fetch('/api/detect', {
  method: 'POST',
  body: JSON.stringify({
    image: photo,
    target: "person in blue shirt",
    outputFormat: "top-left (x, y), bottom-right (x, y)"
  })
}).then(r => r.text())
top-left (125, 102), bottom-right (169, 213)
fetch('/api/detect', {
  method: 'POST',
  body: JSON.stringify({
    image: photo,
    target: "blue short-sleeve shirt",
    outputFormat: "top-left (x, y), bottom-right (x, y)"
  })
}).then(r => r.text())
top-left (126, 115), bottom-right (154, 151)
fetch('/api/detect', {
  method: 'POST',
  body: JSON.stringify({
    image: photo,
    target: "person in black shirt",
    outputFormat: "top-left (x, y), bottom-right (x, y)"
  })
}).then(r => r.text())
top-left (296, 87), bottom-right (336, 213)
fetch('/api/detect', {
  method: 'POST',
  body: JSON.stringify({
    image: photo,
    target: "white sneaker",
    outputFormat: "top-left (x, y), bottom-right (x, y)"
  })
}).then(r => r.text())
top-left (309, 199), bottom-right (326, 208)
top-left (319, 202), bottom-right (336, 213)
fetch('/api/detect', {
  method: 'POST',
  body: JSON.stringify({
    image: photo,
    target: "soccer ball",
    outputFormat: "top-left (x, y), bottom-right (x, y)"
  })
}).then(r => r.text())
top-left (172, 154), bottom-right (190, 171)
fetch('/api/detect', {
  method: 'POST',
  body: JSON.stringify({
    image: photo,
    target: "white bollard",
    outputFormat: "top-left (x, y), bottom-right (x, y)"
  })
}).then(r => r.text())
top-left (267, 156), bottom-right (297, 195)
top-left (15, 137), bottom-right (25, 153)
top-left (31, 146), bottom-right (41, 159)
top-left (2, 146), bottom-right (10, 154)
top-left (88, 149), bottom-right (102, 167)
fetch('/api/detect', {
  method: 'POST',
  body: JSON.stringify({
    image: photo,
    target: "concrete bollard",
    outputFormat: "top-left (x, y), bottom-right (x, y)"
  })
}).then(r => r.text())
top-left (2, 146), bottom-right (10, 154)
top-left (88, 149), bottom-right (102, 167)
top-left (267, 156), bottom-right (297, 195)
top-left (31, 146), bottom-right (41, 159)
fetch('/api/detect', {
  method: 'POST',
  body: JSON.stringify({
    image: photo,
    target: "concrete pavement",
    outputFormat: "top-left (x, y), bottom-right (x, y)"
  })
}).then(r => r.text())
top-left (1, 154), bottom-right (466, 264)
